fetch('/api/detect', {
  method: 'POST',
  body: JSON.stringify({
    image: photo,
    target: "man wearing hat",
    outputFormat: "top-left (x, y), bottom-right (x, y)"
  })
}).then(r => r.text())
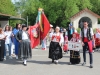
top-left (16, 24), bottom-right (32, 66)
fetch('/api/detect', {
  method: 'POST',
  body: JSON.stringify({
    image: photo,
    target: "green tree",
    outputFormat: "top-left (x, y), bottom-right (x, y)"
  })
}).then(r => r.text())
top-left (0, 0), bottom-right (16, 15)
top-left (77, 0), bottom-right (92, 10)
top-left (90, 0), bottom-right (100, 23)
top-left (14, 0), bottom-right (95, 27)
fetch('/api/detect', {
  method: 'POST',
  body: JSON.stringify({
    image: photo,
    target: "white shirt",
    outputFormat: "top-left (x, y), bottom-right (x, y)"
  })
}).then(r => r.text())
top-left (52, 32), bottom-right (64, 44)
top-left (4, 31), bottom-right (12, 44)
top-left (22, 31), bottom-right (28, 40)
top-left (80, 28), bottom-right (94, 37)
top-left (95, 33), bottom-right (100, 38)
top-left (49, 32), bottom-right (53, 38)
top-left (0, 33), bottom-right (5, 39)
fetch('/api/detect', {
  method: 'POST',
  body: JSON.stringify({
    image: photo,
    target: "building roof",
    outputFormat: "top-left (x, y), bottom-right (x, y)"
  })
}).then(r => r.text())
top-left (70, 8), bottom-right (100, 19)
top-left (0, 13), bottom-right (26, 21)
top-left (0, 13), bottom-right (11, 17)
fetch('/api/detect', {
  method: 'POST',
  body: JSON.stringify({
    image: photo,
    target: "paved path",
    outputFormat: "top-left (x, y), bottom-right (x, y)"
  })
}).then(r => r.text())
top-left (0, 48), bottom-right (100, 75)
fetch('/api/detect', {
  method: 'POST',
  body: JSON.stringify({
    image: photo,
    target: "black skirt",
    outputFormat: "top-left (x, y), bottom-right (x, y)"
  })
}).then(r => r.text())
top-left (0, 40), bottom-right (5, 61)
top-left (49, 41), bottom-right (63, 60)
top-left (18, 39), bottom-right (32, 59)
top-left (70, 50), bottom-right (80, 64)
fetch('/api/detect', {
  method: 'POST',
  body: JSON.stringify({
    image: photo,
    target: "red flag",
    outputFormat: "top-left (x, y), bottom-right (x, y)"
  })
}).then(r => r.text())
top-left (28, 23), bottom-right (40, 48)
top-left (40, 13), bottom-right (50, 40)
top-left (88, 41), bottom-right (93, 52)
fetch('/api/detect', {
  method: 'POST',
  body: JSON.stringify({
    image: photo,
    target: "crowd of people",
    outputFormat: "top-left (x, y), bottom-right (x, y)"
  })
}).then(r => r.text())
top-left (0, 24), bottom-right (32, 66)
top-left (48, 21), bottom-right (98, 68)
top-left (0, 21), bottom-right (99, 68)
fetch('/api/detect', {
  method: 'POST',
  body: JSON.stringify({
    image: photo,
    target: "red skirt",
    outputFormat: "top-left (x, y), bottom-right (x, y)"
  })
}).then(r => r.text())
top-left (95, 38), bottom-right (100, 46)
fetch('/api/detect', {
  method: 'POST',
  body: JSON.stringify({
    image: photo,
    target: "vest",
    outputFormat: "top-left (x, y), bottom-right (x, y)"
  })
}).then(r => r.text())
top-left (81, 28), bottom-right (92, 41)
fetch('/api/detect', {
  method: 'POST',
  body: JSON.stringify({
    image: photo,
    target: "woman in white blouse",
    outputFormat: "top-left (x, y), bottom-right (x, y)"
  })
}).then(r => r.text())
top-left (49, 26), bottom-right (63, 64)
top-left (4, 25), bottom-right (12, 60)
top-left (15, 25), bottom-right (32, 66)
top-left (0, 28), bottom-right (6, 61)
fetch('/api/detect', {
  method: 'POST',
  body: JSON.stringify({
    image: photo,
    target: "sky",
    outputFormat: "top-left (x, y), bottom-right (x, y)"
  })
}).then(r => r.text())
top-left (11, 0), bottom-right (19, 3)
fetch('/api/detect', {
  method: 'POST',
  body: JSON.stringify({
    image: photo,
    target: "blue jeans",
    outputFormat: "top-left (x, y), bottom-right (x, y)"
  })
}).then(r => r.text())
top-left (41, 40), bottom-right (46, 48)
top-left (4, 43), bottom-right (11, 57)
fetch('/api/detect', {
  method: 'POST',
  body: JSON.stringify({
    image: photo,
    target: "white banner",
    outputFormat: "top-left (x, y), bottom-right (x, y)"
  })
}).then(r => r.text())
top-left (68, 41), bottom-right (82, 51)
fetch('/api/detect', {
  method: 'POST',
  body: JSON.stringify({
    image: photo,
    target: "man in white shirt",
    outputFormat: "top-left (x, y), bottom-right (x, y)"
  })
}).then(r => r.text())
top-left (80, 21), bottom-right (95, 68)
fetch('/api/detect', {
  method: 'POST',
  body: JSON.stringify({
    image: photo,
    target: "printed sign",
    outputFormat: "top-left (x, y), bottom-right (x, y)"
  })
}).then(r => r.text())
top-left (68, 41), bottom-right (82, 51)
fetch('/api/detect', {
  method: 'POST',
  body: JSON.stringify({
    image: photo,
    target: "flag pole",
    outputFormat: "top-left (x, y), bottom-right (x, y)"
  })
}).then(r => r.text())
top-left (37, 8), bottom-right (43, 48)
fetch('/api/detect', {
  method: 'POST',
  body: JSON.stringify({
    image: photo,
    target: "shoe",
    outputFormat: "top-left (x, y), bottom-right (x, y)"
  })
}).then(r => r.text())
top-left (55, 60), bottom-right (58, 64)
top-left (23, 64), bottom-right (27, 66)
top-left (16, 56), bottom-right (18, 59)
top-left (42, 48), bottom-right (46, 50)
top-left (4, 57), bottom-right (6, 60)
top-left (90, 64), bottom-right (93, 68)
top-left (82, 62), bottom-right (86, 66)
top-left (0, 59), bottom-right (3, 61)
top-left (52, 60), bottom-right (54, 63)
top-left (42, 48), bottom-right (44, 50)
top-left (55, 62), bottom-right (58, 64)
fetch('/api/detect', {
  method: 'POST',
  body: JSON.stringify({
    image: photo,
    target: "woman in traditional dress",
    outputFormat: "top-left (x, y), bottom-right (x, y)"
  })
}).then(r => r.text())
top-left (63, 29), bottom-right (68, 53)
top-left (95, 28), bottom-right (100, 51)
top-left (0, 28), bottom-right (6, 61)
top-left (12, 23), bottom-right (21, 59)
top-left (69, 32), bottom-right (81, 64)
top-left (4, 25), bottom-right (12, 60)
top-left (49, 26), bottom-right (63, 64)
top-left (15, 25), bottom-right (32, 66)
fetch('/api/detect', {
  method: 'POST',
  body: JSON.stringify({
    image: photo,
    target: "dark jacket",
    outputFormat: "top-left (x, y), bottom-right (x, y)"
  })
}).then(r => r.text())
top-left (15, 30), bottom-right (29, 41)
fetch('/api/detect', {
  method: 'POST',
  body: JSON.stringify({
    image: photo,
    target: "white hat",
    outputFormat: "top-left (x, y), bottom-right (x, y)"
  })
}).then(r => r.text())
top-left (56, 26), bottom-right (60, 30)
top-left (50, 24), bottom-right (53, 27)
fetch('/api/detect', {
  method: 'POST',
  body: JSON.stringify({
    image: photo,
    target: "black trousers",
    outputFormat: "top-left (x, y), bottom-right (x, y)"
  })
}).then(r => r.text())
top-left (0, 40), bottom-right (5, 61)
top-left (83, 42), bottom-right (93, 64)
top-left (68, 34), bottom-right (72, 41)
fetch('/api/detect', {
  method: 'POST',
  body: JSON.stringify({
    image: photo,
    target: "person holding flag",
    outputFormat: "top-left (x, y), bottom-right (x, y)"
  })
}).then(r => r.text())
top-left (28, 8), bottom-right (50, 49)
top-left (49, 26), bottom-right (63, 64)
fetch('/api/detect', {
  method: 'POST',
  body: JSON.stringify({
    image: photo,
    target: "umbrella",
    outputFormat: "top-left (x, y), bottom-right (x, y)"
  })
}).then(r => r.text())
top-left (79, 17), bottom-right (92, 28)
